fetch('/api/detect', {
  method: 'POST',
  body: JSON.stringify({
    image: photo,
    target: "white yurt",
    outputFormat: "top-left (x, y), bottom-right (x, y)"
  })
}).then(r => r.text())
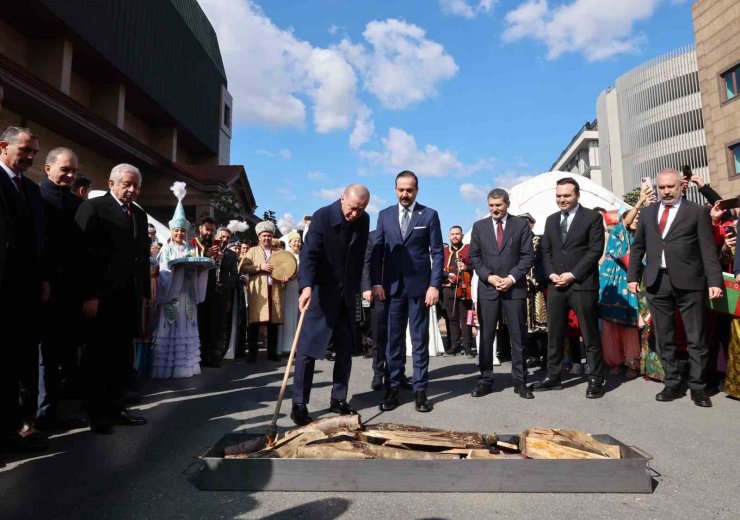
top-left (464, 171), bottom-right (631, 240)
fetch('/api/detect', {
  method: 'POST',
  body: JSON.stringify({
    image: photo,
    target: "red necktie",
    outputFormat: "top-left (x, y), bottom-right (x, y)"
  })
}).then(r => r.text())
top-left (496, 219), bottom-right (504, 250)
top-left (658, 205), bottom-right (671, 235)
top-left (122, 203), bottom-right (132, 219)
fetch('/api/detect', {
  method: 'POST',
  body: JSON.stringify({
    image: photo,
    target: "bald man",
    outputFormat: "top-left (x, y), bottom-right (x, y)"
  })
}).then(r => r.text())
top-left (290, 185), bottom-right (370, 425)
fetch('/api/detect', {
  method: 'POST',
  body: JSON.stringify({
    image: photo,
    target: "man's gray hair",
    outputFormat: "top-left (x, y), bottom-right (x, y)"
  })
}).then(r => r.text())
top-left (657, 168), bottom-right (682, 182)
top-left (487, 188), bottom-right (510, 204)
top-left (0, 126), bottom-right (38, 144)
top-left (343, 183), bottom-right (370, 201)
top-left (45, 146), bottom-right (77, 165)
top-left (110, 163), bottom-right (142, 183)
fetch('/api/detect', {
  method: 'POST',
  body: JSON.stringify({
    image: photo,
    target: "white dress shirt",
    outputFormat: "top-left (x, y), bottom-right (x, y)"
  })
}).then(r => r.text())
top-left (658, 197), bottom-right (682, 268)
top-left (491, 213), bottom-right (517, 284)
top-left (0, 160), bottom-right (22, 191)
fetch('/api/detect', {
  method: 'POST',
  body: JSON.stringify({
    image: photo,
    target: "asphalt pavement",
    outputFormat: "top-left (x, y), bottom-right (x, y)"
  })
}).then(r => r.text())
top-left (1, 352), bottom-right (738, 520)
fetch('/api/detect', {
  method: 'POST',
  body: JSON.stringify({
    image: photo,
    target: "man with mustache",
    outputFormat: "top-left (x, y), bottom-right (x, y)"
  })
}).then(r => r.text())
top-left (627, 168), bottom-right (723, 407)
top-left (0, 126), bottom-right (50, 452)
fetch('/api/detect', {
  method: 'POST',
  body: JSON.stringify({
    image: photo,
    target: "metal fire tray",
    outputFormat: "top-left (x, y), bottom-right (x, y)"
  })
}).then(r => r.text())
top-left (192, 432), bottom-right (654, 493)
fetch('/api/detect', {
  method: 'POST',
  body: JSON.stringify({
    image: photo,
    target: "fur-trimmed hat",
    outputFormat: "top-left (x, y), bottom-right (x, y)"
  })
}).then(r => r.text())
top-left (255, 220), bottom-right (276, 236)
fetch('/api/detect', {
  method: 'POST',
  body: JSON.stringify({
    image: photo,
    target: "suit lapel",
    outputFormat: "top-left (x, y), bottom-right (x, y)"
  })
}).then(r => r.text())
top-left (562, 208), bottom-right (583, 247)
top-left (664, 201), bottom-right (688, 239)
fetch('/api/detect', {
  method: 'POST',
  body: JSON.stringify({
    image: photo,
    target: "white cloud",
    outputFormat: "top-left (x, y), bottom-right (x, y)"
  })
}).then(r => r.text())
top-left (198, 0), bottom-right (359, 132)
top-left (275, 186), bottom-right (297, 202)
top-left (349, 105), bottom-right (374, 150)
top-left (279, 148), bottom-right (292, 159)
top-left (360, 127), bottom-right (497, 178)
top-left (277, 213), bottom-right (299, 235)
top-left (338, 19), bottom-right (458, 110)
top-left (328, 24), bottom-right (340, 35)
top-left (502, 0), bottom-right (661, 62)
top-left (313, 187), bottom-right (345, 201)
top-left (493, 171), bottom-right (535, 190)
top-left (460, 182), bottom-right (489, 204)
top-left (440, 0), bottom-right (495, 19)
top-left (307, 170), bottom-right (329, 182)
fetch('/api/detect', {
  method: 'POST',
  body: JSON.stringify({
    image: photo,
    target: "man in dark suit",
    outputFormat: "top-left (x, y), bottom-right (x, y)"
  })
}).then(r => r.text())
top-left (76, 163), bottom-right (150, 434)
top-left (469, 188), bottom-right (535, 399)
top-left (0, 126), bottom-right (50, 452)
top-left (37, 147), bottom-right (88, 431)
top-left (627, 168), bottom-right (723, 407)
top-left (371, 171), bottom-right (444, 413)
top-left (534, 177), bottom-right (606, 398)
top-left (290, 185), bottom-right (370, 425)
top-left (361, 230), bottom-right (387, 391)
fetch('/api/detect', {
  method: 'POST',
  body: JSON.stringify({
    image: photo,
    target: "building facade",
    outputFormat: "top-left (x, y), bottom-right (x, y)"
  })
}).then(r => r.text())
top-left (0, 0), bottom-right (257, 225)
top-left (693, 0), bottom-right (740, 198)
top-left (597, 45), bottom-right (708, 202)
top-left (550, 120), bottom-right (605, 189)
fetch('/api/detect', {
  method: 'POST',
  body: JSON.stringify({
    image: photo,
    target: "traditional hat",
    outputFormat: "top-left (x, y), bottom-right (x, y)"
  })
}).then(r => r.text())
top-left (286, 230), bottom-right (301, 243)
top-left (255, 220), bottom-right (276, 235)
top-left (518, 212), bottom-right (536, 224)
top-left (168, 181), bottom-right (190, 229)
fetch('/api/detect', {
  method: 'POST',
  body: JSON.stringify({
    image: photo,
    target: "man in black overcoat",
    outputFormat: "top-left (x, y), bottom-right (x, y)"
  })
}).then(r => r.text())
top-left (75, 163), bottom-right (150, 434)
top-left (290, 184), bottom-right (370, 425)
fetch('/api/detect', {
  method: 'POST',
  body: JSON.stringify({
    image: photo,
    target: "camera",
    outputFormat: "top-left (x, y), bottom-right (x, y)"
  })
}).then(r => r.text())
top-left (723, 225), bottom-right (736, 238)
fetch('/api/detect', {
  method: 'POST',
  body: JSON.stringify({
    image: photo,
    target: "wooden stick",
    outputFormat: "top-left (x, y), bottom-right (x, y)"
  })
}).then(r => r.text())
top-left (266, 307), bottom-right (307, 443)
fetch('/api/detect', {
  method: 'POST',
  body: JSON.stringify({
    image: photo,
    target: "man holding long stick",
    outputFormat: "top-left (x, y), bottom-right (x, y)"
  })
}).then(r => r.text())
top-left (290, 184), bottom-right (370, 425)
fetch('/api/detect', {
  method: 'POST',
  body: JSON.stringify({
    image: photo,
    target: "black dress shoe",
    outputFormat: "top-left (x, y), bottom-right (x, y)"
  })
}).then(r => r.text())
top-left (690, 390), bottom-right (712, 408)
top-left (201, 359), bottom-right (222, 368)
top-left (371, 375), bottom-right (384, 391)
top-left (586, 378), bottom-right (604, 399)
top-left (380, 389), bottom-right (400, 411)
top-left (514, 383), bottom-right (534, 399)
top-left (89, 418), bottom-right (114, 435)
top-left (532, 377), bottom-right (563, 391)
top-left (399, 376), bottom-right (413, 390)
top-left (415, 391), bottom-right (433, 412)
top-left (325, 351), bottom-right (335, 361)
top-left (0, 432), bottom-right (49, 452)
top-left (111, 410), bottom-right (147, 426)
top-left (655, 387), bottom-right (683, 402)
top-left (471, 383), bottom-right (492, 397)
top-left (36, 415), bottom-right (88, 431)
top-left (329, 399), bottom-right (358, 415)
top-left (290, 403), bottom-right (313, 425)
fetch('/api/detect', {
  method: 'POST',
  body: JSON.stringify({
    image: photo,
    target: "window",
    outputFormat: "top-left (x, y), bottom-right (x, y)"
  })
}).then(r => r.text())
top-left (730, 143), bottom-right (740, 176)
top-left (721, 64), bottom-right (739, 102)
top-left (223, 103), bottom-right (232, 131)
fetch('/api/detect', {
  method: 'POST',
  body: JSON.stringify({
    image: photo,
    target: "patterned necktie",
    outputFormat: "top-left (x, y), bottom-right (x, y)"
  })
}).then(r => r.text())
top-left (496, 219), bottom-right (504, 250)
top-left (401, 208), bottom-right (410, 237)
top-left (122, 203), bottom-right (132, 219)
top-left (12, 175), bottom-right (23, 193)
top-left (560, 211), bottom-right (569, 242)
top-left (658, 205), bottom-right (671, 235)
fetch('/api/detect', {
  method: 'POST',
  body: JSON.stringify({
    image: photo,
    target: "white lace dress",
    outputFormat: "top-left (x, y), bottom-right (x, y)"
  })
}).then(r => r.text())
top-left (150, 243), bottom-right (209, 378)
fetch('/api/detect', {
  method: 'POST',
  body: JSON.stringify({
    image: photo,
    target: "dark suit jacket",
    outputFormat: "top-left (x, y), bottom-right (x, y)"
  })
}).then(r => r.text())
top-left (298, 200), bottom-right (370, 358)
top-left (75, 192), bottom-right (151, 306)
top-left (0, 170), bottom-right (46, 294)
top-left (370, 203), bottom-right (444, 298)
top-left (627, 199), bottom-right (722, 290)
top-left (541, 205), bottom-right (605, 291)
top-left (361, 230), bottom-right (376, 294)
top-left (469, 215), bottom-right (534, 301)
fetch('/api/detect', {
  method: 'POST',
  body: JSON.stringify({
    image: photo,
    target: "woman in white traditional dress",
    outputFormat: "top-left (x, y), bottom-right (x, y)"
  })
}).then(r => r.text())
top-left (278, 231), bottom-right (302, 353)
top-left (150, 183), bottom-right (210, 378)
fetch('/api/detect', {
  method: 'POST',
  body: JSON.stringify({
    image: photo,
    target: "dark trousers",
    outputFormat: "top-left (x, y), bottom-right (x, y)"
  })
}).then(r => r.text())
top-left (292, 302), bottom-right (353, 404)
top-left (478, 297), bottom-right (527, 385)
top-left (387, 282), bottom-right (430, 392)
top-left (646, 270), bottom-right (707, 391)
top-left (82, 290), bottom-right (137, 420)
top-left (247, 323), bottom-right (278, 359)
top-left (441, 287), bottom-right (473, 348)
top-left (198, 293), bottom-right (228, 362)
top-left (546, 287), bottom-right (604, 381)
top-left (370, 299), bottom-right (387, 378)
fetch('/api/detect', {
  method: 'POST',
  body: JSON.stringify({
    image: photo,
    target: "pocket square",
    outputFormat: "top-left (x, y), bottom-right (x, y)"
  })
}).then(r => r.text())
top-left (413, 226), bottom-right (426, 229)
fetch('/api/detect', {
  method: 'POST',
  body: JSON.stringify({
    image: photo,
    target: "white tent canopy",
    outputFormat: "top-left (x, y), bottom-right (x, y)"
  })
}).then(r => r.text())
top-left (464, 171), bottom-right (631, 240)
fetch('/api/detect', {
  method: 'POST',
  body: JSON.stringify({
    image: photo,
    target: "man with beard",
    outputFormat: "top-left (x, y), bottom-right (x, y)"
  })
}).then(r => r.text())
top-left (442, 225), bottom-right (474, 357)
top-left (36, 147), bottom-right (88, 430)
top-left (191, 217), bottom-right (237, 367)
top-left (0, 126), bottom-right (49, 451)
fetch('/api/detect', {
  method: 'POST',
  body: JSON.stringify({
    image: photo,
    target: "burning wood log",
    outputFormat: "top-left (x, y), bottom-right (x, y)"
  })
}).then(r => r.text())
top-left (521, 428), bottom-right (621, 459)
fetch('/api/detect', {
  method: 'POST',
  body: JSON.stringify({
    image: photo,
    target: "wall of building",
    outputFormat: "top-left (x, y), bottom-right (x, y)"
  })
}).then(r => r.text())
top-left (693, 0), bottom-right (740, 198)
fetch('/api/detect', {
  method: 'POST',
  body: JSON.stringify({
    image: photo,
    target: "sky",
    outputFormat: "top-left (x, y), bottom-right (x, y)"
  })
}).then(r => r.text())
top-left (196, 0), bottom-right (696, 235)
